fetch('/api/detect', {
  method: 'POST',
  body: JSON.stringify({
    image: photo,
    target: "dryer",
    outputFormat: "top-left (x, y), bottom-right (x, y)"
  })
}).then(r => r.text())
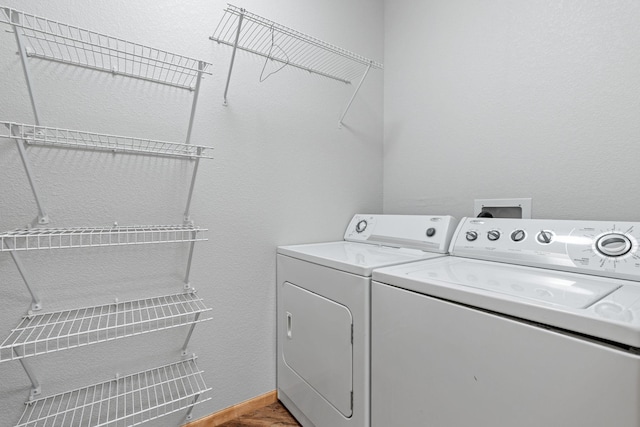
top-left (371, 217), bottom-right (640, 427)
top-left (277, 214), bottom-right (458, 427)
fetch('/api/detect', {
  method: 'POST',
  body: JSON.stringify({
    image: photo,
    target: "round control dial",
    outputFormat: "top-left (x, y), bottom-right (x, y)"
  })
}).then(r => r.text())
top-left (596, 233), bottom-right (632, 257)
top-left (355, 220), bottom-right (368, 233)
top-left (487, 230), bottom-right (501, 241)
top-left (426, 227), bottom-right (436, 237)
top-left (511, 229), bottom-right (526, 242)
top-left (465, 231), bottom-right (478, 242)
top-left (536, 230), bottom-right (554, 244)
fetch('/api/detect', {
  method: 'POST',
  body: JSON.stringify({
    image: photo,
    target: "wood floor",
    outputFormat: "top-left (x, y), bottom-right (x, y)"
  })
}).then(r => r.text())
top-left (217, 402), bottom-right (301, 427)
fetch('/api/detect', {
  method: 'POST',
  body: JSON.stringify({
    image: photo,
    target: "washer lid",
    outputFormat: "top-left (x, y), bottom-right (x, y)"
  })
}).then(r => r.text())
top-left (406, 258), bottom-right (619, 309)
top-left (373, 257), bottom-right (640, 347)
top-left (278, 241), bottom-right (444, 276)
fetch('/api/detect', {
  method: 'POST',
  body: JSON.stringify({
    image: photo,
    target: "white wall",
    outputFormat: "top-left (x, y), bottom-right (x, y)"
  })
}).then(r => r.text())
top-left (0, 1), bottom-right (383, 424)
top-left (384, 0), bottom-right (640, 220)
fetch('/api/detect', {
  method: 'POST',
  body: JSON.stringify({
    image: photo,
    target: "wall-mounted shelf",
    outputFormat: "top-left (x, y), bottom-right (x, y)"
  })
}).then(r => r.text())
top-left (210, 4), bottom-right (383, 124)
top-left (1, 6), bottom-right (213, 424)
top-left (0, 7), bottom-right (211, 90)
top-left (1, 122), bottom-right (214, 159)
top-left (0, 292), bottom-right (212, 363)
top-left (1, 224), bottom-right (209, 407)
top-left (211, 4), bottom-right (381, 84)
top-left (1, 6), bottom-right (213, 225)
top-left (14, 356), bottom-right (211, 427)
top-left (0, 225), bottom-right (207, 251)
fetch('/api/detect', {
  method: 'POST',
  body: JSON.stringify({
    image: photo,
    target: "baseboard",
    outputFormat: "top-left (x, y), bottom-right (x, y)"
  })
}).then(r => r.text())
top-left (183, 390), bottom-right (278, 427)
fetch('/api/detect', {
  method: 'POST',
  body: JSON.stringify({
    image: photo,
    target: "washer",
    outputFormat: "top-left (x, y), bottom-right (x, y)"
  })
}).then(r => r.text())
top-left (371, 217), bottom-right (640, 427)
top-left (277, 214), bottom-right (458, 427)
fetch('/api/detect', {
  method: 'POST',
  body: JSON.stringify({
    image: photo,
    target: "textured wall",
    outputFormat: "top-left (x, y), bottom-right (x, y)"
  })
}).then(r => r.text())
top-left (383, 0), bottom-right (640, 220)
top-left (0, 1), bottom-right (383, 425)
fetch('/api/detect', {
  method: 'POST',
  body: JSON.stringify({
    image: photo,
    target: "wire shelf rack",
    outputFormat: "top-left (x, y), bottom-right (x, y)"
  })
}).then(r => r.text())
top-left (0, 6), bottom-right (212, 90)
top-left (1, 122), bottom-right (213, 159)
top-left (211, 4), bottom-right (383, 84)
top-left (0, 225), bottom-right (207, 252)
top-left (14, 357), bottom-right (211, 427)
top-left (0, 292), bottom-right (212, 363)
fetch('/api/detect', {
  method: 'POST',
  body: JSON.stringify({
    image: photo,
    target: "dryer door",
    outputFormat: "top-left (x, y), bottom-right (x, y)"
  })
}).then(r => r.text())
top-left (282, 281), bottom-right (353, 417)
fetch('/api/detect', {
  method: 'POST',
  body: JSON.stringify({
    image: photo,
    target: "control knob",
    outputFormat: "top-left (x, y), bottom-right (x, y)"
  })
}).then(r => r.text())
top-left (426, 227), bottom-right (436, 237)
top-left (596, 233), bottom-right (632, 257)
top-left (536, 230), bottom-right (553, 244)
top-left (511, 229), bottom-right (526, 242)
top-left (487, 230), bottom-right (501, 241)
top-left (355, 220), bottom-right (368, 233)
top-left (465, 231), bottom-right (478, 242)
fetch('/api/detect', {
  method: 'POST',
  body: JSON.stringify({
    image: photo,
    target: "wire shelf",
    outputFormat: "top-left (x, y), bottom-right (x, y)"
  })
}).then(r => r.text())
top-left (0, 6), bottom-right (211, 90)
top-left (0, 225), bottom-right (207, 252)
top-left (0, 292), bottom-right (212, 363)
top-left (210, 4), bottom-right (383, 84)
top-left (1, 122), bottom-right (213, 159)
top-left (15, 357), bottom-right (211, 427)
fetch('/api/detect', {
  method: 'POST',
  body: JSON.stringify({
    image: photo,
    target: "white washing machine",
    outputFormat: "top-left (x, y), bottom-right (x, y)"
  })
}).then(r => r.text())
top-left (371, 217), bottom-right (640, 427)
top-left (277, 214), bottom-right (458, 427)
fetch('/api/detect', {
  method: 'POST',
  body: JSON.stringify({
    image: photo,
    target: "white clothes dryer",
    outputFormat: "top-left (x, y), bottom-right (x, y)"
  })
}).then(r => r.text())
top-left (277, 214), bottom-right (458, 427)
top-left (371, 217), bottom-right (640, 427)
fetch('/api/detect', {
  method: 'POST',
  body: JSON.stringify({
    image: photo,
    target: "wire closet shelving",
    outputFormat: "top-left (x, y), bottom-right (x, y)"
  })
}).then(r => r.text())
top-left (210, 3), bottom-right (383, 124)
top-left (14, 357), bottom-right (211, 427)
top-left (1, 122), bottom-right (213, 159)
top-left (0, 7), bottom-right (211, 90)
top-left (0, 6), bottom-right (213, 226)
top-left (0, 225), bottom-right (207, 251)
top-left (0, 292), bottom-right (212, 363)
top-left (0, 5), bottom-right (214, 424)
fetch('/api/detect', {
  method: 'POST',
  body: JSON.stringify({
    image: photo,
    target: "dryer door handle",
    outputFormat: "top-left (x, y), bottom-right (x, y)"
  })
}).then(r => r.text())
top-left (286, 312), bottom-right (293, 339)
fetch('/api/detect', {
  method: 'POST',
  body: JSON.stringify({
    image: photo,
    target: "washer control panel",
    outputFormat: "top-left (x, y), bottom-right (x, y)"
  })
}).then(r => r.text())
top-left (451, 218), bottom-right (640, 281)
top-left (344, 214), bottom-right (458, 253)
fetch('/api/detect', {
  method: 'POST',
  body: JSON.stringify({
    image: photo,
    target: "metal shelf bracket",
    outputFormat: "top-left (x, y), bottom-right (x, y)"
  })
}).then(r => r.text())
top-left (183, 148), bottom-right (203, 226)
top-left (181, 310), bottom-right (202, 356)
top-left (339, 61), bottom-right (373, 127)
top-left (4, 8), bottom-right (49, 225)
top-left (212, 8), bottom-right (245, 106)
top-left (8, 124), bottom-right (50, 226)
top-left (183, 237), bottom-right (197, 291)
top-left (184, 393), bottom-right (202, 422)
top-left (185, 61), bottom-right (206, 144)
top-left (4, 241), bottom-right (42, 312)
top-left (16, 351), bottom-right (41, 401)
top-left (2, 7), bottom-right (52, 225)
top-left (6, 8), bottom-right (41, 125)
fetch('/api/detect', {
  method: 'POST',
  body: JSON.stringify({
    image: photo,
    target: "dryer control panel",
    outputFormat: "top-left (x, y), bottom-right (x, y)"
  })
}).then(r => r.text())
top-left (344, 215), bottom-right (458, 253)
top-left (450, 218), bottom-right (640, 281)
